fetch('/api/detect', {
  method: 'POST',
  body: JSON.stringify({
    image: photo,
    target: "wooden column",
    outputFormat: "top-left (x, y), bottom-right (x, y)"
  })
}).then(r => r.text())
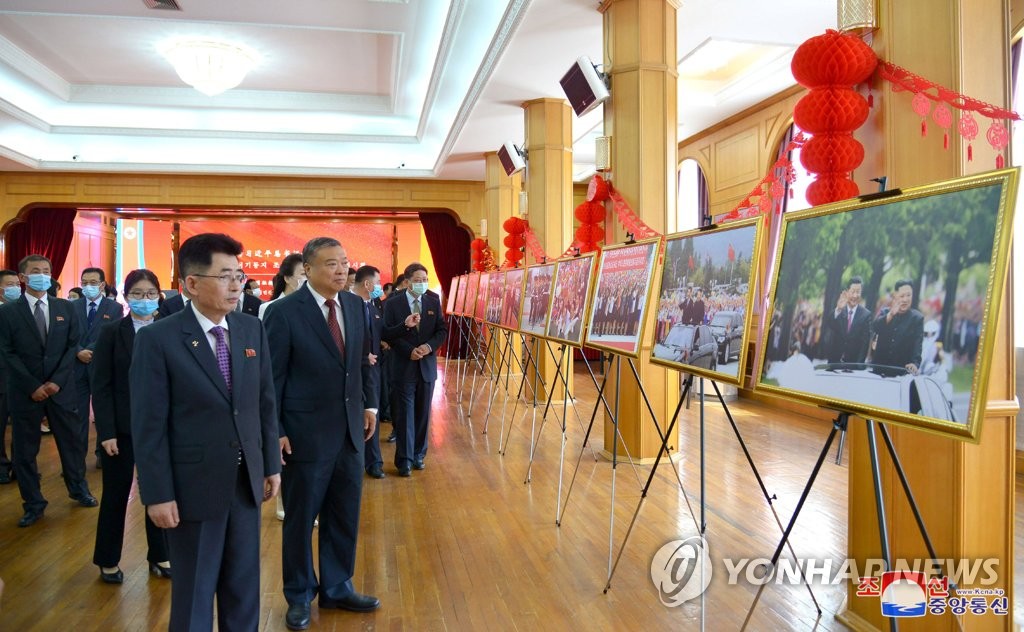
top-left (522, 98), bottom-right (575, 402)
top-left (599, 0), bottom-right (680, 460)
top-left (840, 1), bottom-right (1016, 630)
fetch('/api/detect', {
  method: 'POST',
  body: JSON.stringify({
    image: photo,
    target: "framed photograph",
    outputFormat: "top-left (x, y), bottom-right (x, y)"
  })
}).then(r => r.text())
top-left (473, 271), bottom-right (490, 321)
top-left (585, 238), bottom-right (662, 358)
top-left (501, 268), bottom-right (526, 331)
top-left (650, 218), bottom-right (762, 385)
top-left (755, 168), bottom-right (1018, 442)
top-left (521, 262), bottom-right (556, 337)
top-left (544, 252), bottom-right (598, 347)
top-left (462, 272), bottom-right (480, 319)
top-left (484, 271), bottom-right (505, 325)
top-left (446, 275), bottom-right (461, 314)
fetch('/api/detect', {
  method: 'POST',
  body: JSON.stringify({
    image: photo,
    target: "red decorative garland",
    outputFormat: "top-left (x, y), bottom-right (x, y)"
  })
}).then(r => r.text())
top-left (722, 133), bottom-right (806, 221)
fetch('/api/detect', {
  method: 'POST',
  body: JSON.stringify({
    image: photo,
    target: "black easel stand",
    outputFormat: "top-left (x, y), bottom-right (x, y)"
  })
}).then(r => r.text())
top-left (496, 329), bottom-right (544, 452)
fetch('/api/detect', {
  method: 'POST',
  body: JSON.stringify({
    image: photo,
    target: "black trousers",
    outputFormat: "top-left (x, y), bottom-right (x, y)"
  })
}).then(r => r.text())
top-left (282, 439), bottom-right (363, 606)
top-left (393, 378), bottom-right (435, 467)
top-left (93, 434), bottom-right (168, 568)
top-left (0, 392), bottom-right (10, 470)
top-left (378, 349), bottom-right (392, 421)
top-left (12, 398), bottom-right (88, 514)
top-left (364, 413), bottom-right (382, 471)
top-left (166, 463), bottom-right (260, 632)
top-left (75, 374), bottom-right (98, 457)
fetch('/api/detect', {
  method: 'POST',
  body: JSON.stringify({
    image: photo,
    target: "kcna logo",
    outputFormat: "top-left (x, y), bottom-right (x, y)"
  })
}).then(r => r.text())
top-left (650, 536), bottom-right (713, 607)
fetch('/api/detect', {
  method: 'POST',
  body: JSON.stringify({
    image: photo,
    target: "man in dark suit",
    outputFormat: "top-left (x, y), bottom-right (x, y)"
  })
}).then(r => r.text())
top-left (823, 276), bottom-right (872, 364)
top-left (239, 290), bottom-right (261, 317)
top-left (264, 237), bottom-right (379, 631)
top-left (0, 255), bottom-right (95, 527)
top-left (0, 268), bottom-right (21, 484)
top-left (871, 279), bottom-right (925, 374)
top-left (71, 267), bottom-right (123, 467)
top-left (353, 265), bottom-right (386, 479)
top-left (130, 233), bottom-right (280, 631)
top-left (156, 289), bottom-right (187, 318)
top-left (382, 262), bottom-right (447, 477)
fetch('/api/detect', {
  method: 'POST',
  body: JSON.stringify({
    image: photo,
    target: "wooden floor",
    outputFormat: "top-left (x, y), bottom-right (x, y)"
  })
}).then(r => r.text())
top-left (1, 358), bottom-right (1005, 631)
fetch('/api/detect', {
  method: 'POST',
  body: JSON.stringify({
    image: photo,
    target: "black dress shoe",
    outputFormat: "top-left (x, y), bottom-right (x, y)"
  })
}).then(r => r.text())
top-left (285, 603), bottom-right (311, 630)
top-left (149, 562), bottom-right (172, 579)
top-left (0, 469), bottom-right (10, 484)
top-left (366, 465), bottom-right (385, 479)
top-left (100, 567), bottom-right (124, 584)
top-left (397, 465), bottom-right (411, 477)
top-left (71, 492), bottom-right (98, 507)
top-left (319, 592), bottom-right (380, 612)
top-left (17, 510), bottom-right (43, 527)
top-left (386, 433), bottom-right (397, 443)
top-left (412, 459), bottom-right (425, 471)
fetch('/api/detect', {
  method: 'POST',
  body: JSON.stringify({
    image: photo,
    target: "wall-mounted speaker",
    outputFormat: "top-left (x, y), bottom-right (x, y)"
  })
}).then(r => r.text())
top-left (497, 141), bottom-right (526, 176)
top-left (559, 55), bottom-right (610, 117)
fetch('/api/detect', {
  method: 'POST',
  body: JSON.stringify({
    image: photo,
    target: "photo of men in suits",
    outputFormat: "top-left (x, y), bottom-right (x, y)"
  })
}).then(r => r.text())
top-left (871, 279), bottom-right (924, 374)
top-left (263, 237), bottom-right (380, 631)
top-left (382, 262), bottom-right (447, 477)
top-left (130, 233), bottom-right (280, 631)
top-left (0, 255), bottom-right (95, 527)
top-left (822, 275), bottom-right (872, 364)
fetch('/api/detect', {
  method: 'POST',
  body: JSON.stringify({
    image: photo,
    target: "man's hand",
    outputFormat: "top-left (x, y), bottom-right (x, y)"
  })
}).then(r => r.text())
top-left (368, 353), bottom-right (377, 366)
top-left (380, 340), bottom-right (390, 351)
top-left (905, 363), bottom-right (919, 375)
top-left (101, 438), bottom-right (119, 457)
top-left (279, 436), bottom-right (292, 465)
top-left (363, 410), bottom-right (376, 441)
top-left (263, 474), bottom-right (280, 501)
top-left (410, 348), bottom-right (425, 361)
top-left (835, 290), bottom-right (848, 314)
top-left (42, 382), bottom-right (59, 396)
top-left (404, 313), bottom-right (421, 328)
top-left (30, 386), bottom-right (49, 402)
top-left (415, 344), bottom-right (431, 357)
top-left (148, 501), bottom-right (180, 529)
top-left (76, 349), bottom-right (93, 364)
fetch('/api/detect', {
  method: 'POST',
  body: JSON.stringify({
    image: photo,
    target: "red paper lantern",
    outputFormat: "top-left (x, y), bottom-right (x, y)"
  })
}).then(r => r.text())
top-left (505, 249), bottom-right (524, 264)
top-left (471, 238), bottom-right (487, 251)
top-left (574, 201), bottom-right (604, 224)
top-left (503, 234), bottom-right (526, 249)
top-left (793, 87), bottom-right (870, 134)
top-left (575, 223), bottom-right (604, 243)
top-left (578, 242), bottom-right (600, 254)
top-left (791, 30), bottom-right (877, 87)
top-left (806, 176), bottom-right (860, 206)
top-left (502, 216), bottom-right (526, 234)
top-left (799, 133), bottom-right (865, 174)
top-left (587, 174), bottom-right (610, 202)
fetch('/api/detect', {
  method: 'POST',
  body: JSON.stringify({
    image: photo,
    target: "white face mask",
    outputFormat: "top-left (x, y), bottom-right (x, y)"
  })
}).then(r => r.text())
top-left (251, 288), bottom-right (262, 299)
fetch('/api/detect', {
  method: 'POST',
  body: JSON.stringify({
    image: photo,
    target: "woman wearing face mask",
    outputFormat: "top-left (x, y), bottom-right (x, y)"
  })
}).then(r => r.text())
top-left (258, 253), bottom-right (306, 320)
top-left (90, 269), bottom-right (170, 584)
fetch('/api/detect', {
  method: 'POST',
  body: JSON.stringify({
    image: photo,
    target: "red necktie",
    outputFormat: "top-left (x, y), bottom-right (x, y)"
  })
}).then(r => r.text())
top-left (847, 309), bottom-right (854, 333)
top-left (325, 298), bottom-right (346, 356)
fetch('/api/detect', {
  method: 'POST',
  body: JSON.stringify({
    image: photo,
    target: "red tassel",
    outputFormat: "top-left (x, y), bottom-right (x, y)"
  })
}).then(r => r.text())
top-left (943, 133), bottom-right (949, 150)
top-left (921, 120), bottom-right (927, 137)
top-left (997, 155), bottom-right (1005, 169)
top-left (867, 92), bottom-right (874, 108)
top-left (967, 144), bottom-right (973, 161)
top-left (789, 188), bottom-right (794, 199)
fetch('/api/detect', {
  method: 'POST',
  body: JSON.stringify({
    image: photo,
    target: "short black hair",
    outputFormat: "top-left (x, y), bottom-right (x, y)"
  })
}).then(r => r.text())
top-left (69, 286), bottom-right (83, 297)
top-left (0, 269), bottom-right (19, 282)
top-left (347, 267), bottom-right (357, 276)
top-left (178, 233), bottom-right (243, 278)
top-left (124, 268), bottom-right (162, 295)
top-left (355, 265), bottom-right (379, 284)
top-left (244, 279), bottom-right (259, 291)
top-left (301, 237), bottom-right (341, 265)
top-left (403, 262), bottom-right (427, 279)
top-left (394, 274), bottom-right (405, 287)
top-left (894, 279), bottom-right (913, 292)
top-left (18, 254), bottom-right (51, 274)
top-left (81, 267), bottom-right (106, 283)
top-left (845, 276), bottom-right (863, 289)
top-left (382, 282), bottom-right (394, 292)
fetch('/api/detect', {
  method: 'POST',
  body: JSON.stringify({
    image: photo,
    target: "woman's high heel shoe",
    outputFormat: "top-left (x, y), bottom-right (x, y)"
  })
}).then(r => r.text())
top-left (149, 562), bottom-right (172, 579)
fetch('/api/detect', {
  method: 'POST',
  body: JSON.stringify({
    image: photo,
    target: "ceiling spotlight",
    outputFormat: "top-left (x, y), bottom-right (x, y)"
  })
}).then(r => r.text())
top-left (159, 39), bottom-right (261, 96)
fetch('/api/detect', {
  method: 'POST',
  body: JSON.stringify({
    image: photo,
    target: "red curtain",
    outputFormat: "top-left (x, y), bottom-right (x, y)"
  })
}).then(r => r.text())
top-left (5, 207), bottom-right (77, 276)
top-left (419, 211), bottom-right (470, 358)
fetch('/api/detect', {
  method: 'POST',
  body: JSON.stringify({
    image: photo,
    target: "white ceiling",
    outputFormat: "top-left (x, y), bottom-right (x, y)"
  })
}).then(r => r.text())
top-left (0, 0), bottom-right (835, 182)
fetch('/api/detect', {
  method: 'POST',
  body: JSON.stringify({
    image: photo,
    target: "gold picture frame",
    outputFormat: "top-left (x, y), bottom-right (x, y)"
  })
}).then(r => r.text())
top-left (584, 237), bottom-right (663, 359)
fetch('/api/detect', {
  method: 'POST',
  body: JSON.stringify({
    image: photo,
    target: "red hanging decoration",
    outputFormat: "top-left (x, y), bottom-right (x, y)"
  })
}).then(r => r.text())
top-left (932, 103), bottom-right (953, 149)
top-left (572, 195), bottom-right (605, 254)
top-left (501, 216), bottom-right (527, 267)
top-left (959, 112), bottom-right (979, 161)
top-left (911, 92), bottom-right (931, 137)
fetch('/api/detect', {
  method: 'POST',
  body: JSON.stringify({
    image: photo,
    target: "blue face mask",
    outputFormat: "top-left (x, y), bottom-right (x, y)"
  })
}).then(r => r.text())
top-left (411, 282), bottom-right (428, 296)
top-left (26, 274), bottom-right (51, 292)
top-left (370, 284), bottom-right (384, 300)
top-left (3, 286), bottom-right (21, 302)
top-left (81, 285), bottom-right (102, 300)
top-left (128, 298), bottom-right (160, 317)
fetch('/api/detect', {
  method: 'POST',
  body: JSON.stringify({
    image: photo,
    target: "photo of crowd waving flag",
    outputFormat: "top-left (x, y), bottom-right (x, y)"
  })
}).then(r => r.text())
top-left (521, 263), bottom-right (555, 336)
top-left (585, 239), bottom-right (660, 358)
top-left (651, 220), bottom-right (758, 381)
top-left (545, 253), bottom-right (596, 346)
top-left (500, 269), bottom-right (525, 331)
top-left (484, 271), bottom-right (504, 325)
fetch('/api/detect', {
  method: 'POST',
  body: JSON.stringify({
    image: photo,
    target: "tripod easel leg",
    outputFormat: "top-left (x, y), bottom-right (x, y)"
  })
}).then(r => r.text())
top-left (866, 420), bottom-right (897, 632)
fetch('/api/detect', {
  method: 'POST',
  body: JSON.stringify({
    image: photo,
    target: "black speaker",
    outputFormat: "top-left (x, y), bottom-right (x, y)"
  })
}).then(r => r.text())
top-left (497, 141), bottom-right (526, 176)
top-left (559, 55), bottom-right (609, 117)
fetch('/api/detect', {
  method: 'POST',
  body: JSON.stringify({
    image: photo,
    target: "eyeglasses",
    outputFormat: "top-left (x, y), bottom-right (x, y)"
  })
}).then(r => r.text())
top-left (81, 281), bottom-right (102, 288)
top-left (127, 290), bottom-right (161, 300)
top-left (192, 273), bottom-right (247, 286)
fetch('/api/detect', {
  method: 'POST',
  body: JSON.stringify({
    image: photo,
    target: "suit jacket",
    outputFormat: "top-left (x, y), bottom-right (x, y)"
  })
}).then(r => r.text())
top-left (72, 296), bottom-right (123, 380)
top-left (382, 290), bottom-right (447, 383)
top-left (823, 304), bottom-right (872, 364)
top-left (361, 298), bottom-right (383, 401)
top-left (129, 304), bottom-right (280, 521)
top-left (263, 284), bottom-right (377, 460)
top-left (0, 295), bottom-right (80, 413)
top-left (241, 293), bottom-right (262, 317)
top-left (90, 315), bottom-right (137, 441)
top-left (871, 308), bottom-right (924, 369)
top-left (156, 293), bottom-right (185, 318)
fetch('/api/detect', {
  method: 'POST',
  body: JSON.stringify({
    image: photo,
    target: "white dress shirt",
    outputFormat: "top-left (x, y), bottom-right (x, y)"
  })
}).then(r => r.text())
top-left (307, 285), bottom-right (345, 346)
top-left (191, 305), bottom-right (229, 354)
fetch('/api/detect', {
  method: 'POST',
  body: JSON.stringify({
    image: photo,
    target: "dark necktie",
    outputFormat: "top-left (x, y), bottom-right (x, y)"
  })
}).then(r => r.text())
top-left (210, 326), bottom-right (232, 394)
top-left (413, 297), bottom-right (421, 332)
top-left (34, 300), bottom-right (47, 343)
top-left (847, 308), bottom-right (854, 333)
top-left (87, 301), bottom-right (97, 327)
top-left (325, 298), bottom-right (346, 357)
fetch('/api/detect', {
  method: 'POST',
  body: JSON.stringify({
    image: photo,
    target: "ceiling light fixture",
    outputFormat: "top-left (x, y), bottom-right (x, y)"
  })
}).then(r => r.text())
top-left (159, 39), bottom-right (260, 96)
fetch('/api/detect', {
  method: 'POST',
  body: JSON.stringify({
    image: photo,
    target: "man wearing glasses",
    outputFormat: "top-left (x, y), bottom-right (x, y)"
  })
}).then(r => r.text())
top-left (130, 233), bottom-right (280, 630)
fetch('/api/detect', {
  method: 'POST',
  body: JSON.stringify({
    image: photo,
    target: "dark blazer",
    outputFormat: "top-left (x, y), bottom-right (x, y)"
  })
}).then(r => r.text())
top-left (72, 296), bottom-right (123, 353)
top-left (362, 298), bottom-right (383, 400)
top-left (382, 290), bottom-right (447, 383)
top-left (129, 304), bottom-right (280, 521)
top-left (241, 293), bottom-right (262, 317)
top-left (823, 304), bottom-right (872, 364)
top-left (871, 308), bottom-right (924, 370)
top-left (90, 315), bottom-right (137, 441)
top-left (156, 293), bottom-right (185, 318)
top-left (0, 295), bottom-right (80, 413)
top-left (263, 284), bottom-right (377, 460)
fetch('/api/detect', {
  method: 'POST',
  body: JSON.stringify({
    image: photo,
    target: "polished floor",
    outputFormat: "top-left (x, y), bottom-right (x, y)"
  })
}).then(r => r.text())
top-left (0, 356), bottom-right (1008, 630)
